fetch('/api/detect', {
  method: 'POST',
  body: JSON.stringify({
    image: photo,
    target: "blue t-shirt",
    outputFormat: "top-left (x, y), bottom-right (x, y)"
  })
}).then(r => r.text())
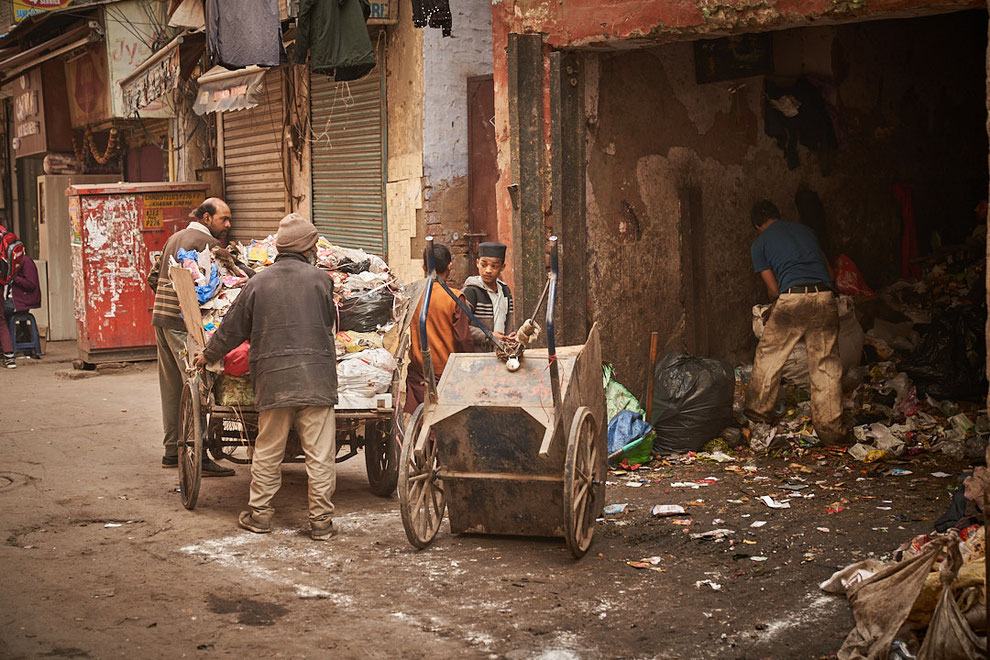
top-left (750, 221), bottom-right (832, 292)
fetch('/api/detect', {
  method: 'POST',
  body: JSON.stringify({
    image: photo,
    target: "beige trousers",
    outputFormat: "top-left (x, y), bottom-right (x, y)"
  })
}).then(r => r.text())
top-left (156, 327), bottom-right (188, 457)
top-left (745, 292), bottom-right (845, 443)
top-left (250, 406), bottom-right (336, 524)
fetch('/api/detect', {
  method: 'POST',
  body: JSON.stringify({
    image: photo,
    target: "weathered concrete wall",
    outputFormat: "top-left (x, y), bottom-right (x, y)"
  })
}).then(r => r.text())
top-left (583, 11), bottom-right (988, 393)
top-left (385, 4), bottom-right (426, 285)
top-left (490, 0), bottom-right (985, 296)
top-left (422, 0), bottom-right (493, 283)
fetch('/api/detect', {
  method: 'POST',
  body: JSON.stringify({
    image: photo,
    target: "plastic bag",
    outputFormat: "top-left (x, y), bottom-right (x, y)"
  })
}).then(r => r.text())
top-left (607, 410), bottom-right (653, 461)
top-left (336, 348), bottom-right (396, 398)
top-left (223, 341), bottom-right (250, 376)
top-left (649, 352), bottom-right (734, 453)
top-left (338, 290), bottom-right (394, 332)
top-left (336, 330), bottom-right (383, 354)
top-left (603, 364), bottom-right (654, 463)
top-left (901, 307), bottom-right (987, 401)
top-left (834, 253), bottom-right (875, 297)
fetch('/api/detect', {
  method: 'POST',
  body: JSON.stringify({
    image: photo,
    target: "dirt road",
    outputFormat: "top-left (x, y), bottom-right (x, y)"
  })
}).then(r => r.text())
top-left (0, 344), bottom-right (967, 658)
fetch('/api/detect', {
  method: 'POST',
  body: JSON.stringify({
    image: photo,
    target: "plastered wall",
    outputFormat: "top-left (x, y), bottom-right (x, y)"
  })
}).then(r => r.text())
top-left (421, 0), bottom-right (493, 283)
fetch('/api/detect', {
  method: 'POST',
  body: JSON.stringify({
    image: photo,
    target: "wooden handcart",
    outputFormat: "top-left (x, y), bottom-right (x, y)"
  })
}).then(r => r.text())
top-left (398, 237), bottom-right (607, 558)
top-left (171, 265), bottom-right (401, 511)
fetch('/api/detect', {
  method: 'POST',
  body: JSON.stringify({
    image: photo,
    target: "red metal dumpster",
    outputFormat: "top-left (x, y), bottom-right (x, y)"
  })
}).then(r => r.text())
top-left (68, 182), bottom-right (208, 363)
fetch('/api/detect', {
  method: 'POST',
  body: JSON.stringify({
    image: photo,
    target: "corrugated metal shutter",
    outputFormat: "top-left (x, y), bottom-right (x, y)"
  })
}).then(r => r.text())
top-left (310, 63), bottom-right (386, 257)
top-left (221, 69), bottom-right (287, 243)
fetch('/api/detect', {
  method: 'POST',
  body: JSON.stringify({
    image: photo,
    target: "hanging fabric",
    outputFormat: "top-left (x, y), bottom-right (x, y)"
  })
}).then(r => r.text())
top-left (205, 0), bottom-right (282, 69)
top-left (295, 0), bottom-right (376, 82)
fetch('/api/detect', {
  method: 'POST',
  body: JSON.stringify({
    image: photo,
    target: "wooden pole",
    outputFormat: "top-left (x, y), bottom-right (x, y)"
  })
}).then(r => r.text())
top-left (644, 331), bottom-right (660, 419)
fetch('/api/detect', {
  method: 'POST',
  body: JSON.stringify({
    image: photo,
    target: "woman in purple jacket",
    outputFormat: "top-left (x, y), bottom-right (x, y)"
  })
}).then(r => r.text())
top-left (3, 254), bottom-right (40, 367)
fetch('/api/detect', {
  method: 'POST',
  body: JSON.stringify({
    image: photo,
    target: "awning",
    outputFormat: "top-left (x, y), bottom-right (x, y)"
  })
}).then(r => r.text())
top-left (192, 65), bottom-right (270, 115)
top-left (0, 22), bottom-right (101, 84)
top-left (118, 29), bottom-right (205, 117)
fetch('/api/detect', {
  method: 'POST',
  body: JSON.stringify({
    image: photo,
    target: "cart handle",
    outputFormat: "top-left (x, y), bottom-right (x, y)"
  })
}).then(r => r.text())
top-left (546, 236), bottom-right (562, 412)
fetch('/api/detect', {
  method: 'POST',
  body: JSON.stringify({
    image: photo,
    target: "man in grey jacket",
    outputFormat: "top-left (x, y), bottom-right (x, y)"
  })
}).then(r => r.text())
top-left (194, 214), bottom-right (339, 540)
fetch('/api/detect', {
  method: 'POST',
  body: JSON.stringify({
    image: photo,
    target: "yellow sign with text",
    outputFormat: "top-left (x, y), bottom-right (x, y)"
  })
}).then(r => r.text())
top-left (13, 0), bottom-right (73, 23)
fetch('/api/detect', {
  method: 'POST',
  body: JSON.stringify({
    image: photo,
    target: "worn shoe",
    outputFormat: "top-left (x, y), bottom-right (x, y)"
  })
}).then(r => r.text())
top-left (162, 455), bottom-right (178, 469)
top-left (3, 353), bottom-right (15, 369)
top-left (202, 456), bottom-right (235, 477)
top-left (238, 511), bottom-right (271, 534)
top-left (311, 519), bottom-right (336, 541)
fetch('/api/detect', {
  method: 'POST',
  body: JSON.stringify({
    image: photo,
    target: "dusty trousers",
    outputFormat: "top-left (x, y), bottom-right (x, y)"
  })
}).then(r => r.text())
top-left (156, 327), bottom-right (188, 457)
top-left (250, 406), bottom-right (336, 523)
top-left (745, 291), bottom-right (844, 443)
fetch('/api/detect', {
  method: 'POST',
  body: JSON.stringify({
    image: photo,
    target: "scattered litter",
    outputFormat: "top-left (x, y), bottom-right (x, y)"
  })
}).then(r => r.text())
top-left (627, 556), bottom-right (665, 571)
top-left (760, 495), bottom-right (791, 509)
top-left (602, 504), bottom-right (628, 515)
top-left (625, 481), bottom-right (644, 488)
top-left (930, 472), bottom-right (951, 478)
top-left (884, 469), bottom-right (913, 477)
top-left (690, 529), bottom-right (735, 541)
top-left (780, 483), bottom-right (809, 491)
top-left (104, 523), bottom-right (122, 528)
top-left (672, 519), bottom-right (693, 526)
top-left (750, 520), bottom-right (767, 528)
top-left (750, 556), bottom-right (768, 562)
top-left (695, 579), bottom-right (722, 591)
top-left (651, 505), bottom-right (686, 518)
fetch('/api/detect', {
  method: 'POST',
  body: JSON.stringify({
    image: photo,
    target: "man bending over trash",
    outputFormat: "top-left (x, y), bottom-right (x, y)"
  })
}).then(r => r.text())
top-left (744, 200), bottom-right (846, 445)
top-left (194, 213), bottom-right (339, 540)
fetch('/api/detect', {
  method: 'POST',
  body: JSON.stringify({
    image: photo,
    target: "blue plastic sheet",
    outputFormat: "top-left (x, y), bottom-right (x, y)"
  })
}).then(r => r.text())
top-left (176, 249), bottom-right (221, 304)
top-left (607, 409), bottom-right (653, 457)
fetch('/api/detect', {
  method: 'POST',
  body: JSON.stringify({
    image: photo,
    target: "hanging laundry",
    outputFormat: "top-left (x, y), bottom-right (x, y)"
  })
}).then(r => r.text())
top-left (412, 0), bottom-right (452, 37)
top-left (295, 0), bottom-right (376, 82)
top-left (205, 0), bottom-right (282, 69)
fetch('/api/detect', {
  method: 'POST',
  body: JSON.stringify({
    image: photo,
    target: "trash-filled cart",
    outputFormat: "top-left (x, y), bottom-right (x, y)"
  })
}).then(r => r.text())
top-left (398, 237), bottom-right (607, 558)
top-left (171, 236), bottom-right (404, 510)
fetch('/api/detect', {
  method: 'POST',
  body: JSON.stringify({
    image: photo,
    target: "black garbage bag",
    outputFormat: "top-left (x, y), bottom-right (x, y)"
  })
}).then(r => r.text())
top-left (650, 352), bottom-right (735, 454)
top-left (900, 307), bottom-right (987, 402)
top-left (334, 257), bottom-right (371, 274)
top-left (338, 290), bottom-right (394, 333)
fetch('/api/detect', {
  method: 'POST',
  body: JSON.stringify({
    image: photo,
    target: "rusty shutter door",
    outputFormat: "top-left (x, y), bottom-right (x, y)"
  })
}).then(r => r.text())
top-left (221, 69), bottom-right (287, 243)
top-left (310, 63), bottom-right (386, 257)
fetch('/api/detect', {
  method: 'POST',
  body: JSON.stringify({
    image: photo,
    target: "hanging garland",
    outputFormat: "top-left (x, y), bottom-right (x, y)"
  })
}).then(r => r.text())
top-left (72, 128), bottom-right (122, 166)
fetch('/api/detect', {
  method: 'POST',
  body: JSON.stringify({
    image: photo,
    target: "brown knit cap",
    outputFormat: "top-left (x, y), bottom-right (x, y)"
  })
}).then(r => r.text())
top-left (275, 213), bottom-right (318, 253)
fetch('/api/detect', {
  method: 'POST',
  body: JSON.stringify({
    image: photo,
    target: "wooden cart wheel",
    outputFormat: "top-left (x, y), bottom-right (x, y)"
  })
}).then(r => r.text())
top-left (398, 403), bottom-right (445, 549)
top-left (563, 406), bottom-right (604, 558)
top-left (177, 379), bottom-right (203, 510)
top-left (365, 420), bottom-right (399, 497)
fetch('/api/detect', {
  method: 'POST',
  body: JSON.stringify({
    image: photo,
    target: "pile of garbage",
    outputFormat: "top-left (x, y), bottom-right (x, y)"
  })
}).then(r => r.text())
top-left (822, 466), bottom-right (987, 658)
top-left (179, 235), bottom-right (403, 410)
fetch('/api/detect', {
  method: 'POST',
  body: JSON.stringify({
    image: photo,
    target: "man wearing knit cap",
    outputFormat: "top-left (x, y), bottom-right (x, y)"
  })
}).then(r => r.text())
top-left (194, 213), bottom-right (340, 540)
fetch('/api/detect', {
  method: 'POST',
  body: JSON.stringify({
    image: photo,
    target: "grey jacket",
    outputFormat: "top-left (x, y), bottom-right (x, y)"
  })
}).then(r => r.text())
top-left (203, 253), bottom-right (338, 410)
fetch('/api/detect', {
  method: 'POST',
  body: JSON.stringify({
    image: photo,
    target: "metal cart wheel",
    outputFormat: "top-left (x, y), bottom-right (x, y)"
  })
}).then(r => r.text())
top-left (177, 379), bottom-right (203, 510)
top-left (398, 403), bottom-right (446, 549)
top-left (563, 406), bottom-right (603, 558)
top-left (365, 420), bottom-right (399, 497)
